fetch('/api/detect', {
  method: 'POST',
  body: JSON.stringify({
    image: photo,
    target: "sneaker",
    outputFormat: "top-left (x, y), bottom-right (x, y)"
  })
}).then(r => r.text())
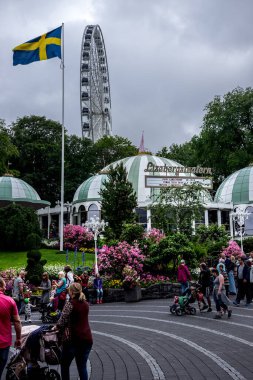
top-left (245, 303), bottom-right (250, 307)
top-left (228, 310), bottom-right (232, 318)
top-left (29, 320), bottom-right (32, 323)
top-left (207, 308), bottom-right (212, 312)
top-left (214, 314), bottom-right (222, 319)
top-left (200, 305), bottom-right (208, 311)
top-left (233, 301), bottom-right (240, 306)
top-left (99, 299), bottom-right (103, 304)
top-left (96, 300), bottom-right (99, 304)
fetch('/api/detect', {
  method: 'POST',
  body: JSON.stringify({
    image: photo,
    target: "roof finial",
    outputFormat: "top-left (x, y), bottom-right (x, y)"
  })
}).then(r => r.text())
top-left (139, 131), bottom-right (145, 153)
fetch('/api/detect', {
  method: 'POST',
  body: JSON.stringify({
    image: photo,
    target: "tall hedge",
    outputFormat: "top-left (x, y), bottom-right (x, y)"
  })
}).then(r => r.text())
top-left (0, 204), bottom-right (41, 250)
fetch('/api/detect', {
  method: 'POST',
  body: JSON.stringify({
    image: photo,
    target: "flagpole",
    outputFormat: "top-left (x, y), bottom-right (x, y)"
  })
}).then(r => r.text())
top-left (60, 22), bottom-right (65, 251)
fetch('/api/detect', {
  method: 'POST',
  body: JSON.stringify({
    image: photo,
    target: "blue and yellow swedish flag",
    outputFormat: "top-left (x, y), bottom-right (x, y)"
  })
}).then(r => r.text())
top-left (13, 26), bottom-right (62, 66)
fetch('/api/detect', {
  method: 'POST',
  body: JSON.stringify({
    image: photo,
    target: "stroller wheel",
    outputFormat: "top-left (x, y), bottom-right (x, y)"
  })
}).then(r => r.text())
top-left (6, 368), bottom-right (27, 380)
top-left (175, 307), bottom-right (183, 316)
top-left (44, 369), bottom-right (61, 379)
top-left (190, 307), bottom-right (196, 315)
top-left (170, 305), bottom-right (177, 314)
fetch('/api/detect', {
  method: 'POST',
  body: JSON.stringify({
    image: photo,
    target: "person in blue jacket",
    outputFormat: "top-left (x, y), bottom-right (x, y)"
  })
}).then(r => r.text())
top-left (93, 274), bottom-right (103, 304)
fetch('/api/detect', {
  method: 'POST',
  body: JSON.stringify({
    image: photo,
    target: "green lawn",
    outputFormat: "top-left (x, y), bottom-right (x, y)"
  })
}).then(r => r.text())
top-left (0, 249), bottom-right (94, 271)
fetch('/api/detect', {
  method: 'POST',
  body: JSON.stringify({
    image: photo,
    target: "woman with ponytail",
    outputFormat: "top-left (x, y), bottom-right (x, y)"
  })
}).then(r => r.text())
top-left (56, 282), bottom-right (93, 380)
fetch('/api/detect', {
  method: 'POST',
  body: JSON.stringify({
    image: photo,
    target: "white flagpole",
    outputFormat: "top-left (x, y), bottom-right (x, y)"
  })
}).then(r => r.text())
top-left (60, 22), bottom-right (65, 251)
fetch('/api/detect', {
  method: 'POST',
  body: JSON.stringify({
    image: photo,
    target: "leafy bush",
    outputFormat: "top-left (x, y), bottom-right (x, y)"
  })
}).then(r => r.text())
top-left (120, 223), bottom-right (144, 244)
top-left (25, 250), bottom-right (47, 285)
top-left (242, 237), bottom-right (253, 254)
top-left (98, 241), bottom-right (145, 279)
top-left (25, 233), bottom-right (41, 250)
top-left (63, 224), bottom-right (94, 250)
top-left (0, 204), bottom-right (41, 250)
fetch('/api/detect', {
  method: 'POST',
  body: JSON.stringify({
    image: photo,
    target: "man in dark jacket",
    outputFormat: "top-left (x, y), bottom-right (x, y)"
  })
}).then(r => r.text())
top-left (233, 257), bottom-right (250, 306)
top-left (198, 263), bottom-right (212, 312)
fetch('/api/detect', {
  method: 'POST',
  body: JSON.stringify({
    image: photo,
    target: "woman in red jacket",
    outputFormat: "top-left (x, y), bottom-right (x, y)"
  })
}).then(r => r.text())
top-left (56, 282), bottom-right (93, 380)
top-left (177, 259), bottom-right (191, 294)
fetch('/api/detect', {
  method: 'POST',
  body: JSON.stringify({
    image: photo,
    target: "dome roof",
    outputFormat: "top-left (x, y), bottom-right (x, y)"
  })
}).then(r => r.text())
top-left (214, 166), bottom-right (253, 205)
top-left (0, 175), bottom-right (50, 209)
top-left (73, 154), bottom-right (212, 206)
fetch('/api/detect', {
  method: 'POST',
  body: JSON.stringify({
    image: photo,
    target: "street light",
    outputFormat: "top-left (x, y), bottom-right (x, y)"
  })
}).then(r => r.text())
top-left (85, 216), bottom-right (108, 274)
top-left (231, 208), bottom-right (250, 253)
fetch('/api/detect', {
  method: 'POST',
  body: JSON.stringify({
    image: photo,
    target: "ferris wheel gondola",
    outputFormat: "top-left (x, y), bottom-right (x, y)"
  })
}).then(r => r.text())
top-left (80, 25), bottom-right (112, 142)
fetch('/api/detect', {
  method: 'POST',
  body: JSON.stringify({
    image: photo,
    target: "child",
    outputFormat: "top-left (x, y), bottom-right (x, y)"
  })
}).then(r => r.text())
top-left (24, 298), bottom-right (35, 323)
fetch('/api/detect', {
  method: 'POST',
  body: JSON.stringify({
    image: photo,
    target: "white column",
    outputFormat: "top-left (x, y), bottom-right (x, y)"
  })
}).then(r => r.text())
top-left (192, 219), bottom-right (196, 235)
top-left (204, 209), bottom-right (209, 227)
top-left (147, 209), bottom-right (151, 231)
top-left (229, 212), bottom-right (234, 238)
top-left (47, 206), bottom-right (51, 239)
top-left (217, 210), bottom-right (222, 226)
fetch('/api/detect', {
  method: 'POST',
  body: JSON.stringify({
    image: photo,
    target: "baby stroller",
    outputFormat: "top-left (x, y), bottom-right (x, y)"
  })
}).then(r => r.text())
top-left (170, 284), bottom-right (201, 316)
top-left (6, 325), bottom-right (61, 380)
top-left (39, 301), bottom-right (61, 324)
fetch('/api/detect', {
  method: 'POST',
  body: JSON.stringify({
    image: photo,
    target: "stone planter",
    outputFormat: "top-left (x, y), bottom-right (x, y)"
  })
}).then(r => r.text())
top-left (124, 286), bottom-right (142, 302)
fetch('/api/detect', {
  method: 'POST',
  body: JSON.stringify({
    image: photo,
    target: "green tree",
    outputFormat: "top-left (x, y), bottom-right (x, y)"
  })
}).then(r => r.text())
top-left (195, 87), bottom-right (253, 186)
top-left (92, 135), bottom-right (138, 172)
top-left (0, 120), bottom-right (19, 176)
top-left (0, 204), bottom-right (41, 251)
top-left (99, 163), bottom-right (137, 238)
top-left (8, 115), bottom-right (63, 204)
top-left (144, 233), bottom-right (195, 274)
top-left (64, 135), bottom-right (95, 202)
top-left (156, 138), bottom-right (199, 167)
top-left (150, 184), bottom-right (205, 235)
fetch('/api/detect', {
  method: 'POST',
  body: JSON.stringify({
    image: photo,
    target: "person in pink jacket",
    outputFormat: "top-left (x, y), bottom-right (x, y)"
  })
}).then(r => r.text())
top-left (177, 259), bottom-right (191, 294)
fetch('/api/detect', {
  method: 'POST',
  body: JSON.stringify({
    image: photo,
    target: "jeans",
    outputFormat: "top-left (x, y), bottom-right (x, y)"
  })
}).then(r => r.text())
top-left (180, 282), bottom-right (189, 295)
top-left (61, 342), bottom-right (92, 380)
top-left (0, 346), bottom-right (10, 379)
top-left (96, 288), bottom-right (103, 300)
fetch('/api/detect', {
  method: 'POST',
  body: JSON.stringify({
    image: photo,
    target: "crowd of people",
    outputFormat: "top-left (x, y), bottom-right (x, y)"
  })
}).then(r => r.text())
top-left (177, 251), bottom-right (253, 319)
top-left (0, 265), bottom-right (103, 380)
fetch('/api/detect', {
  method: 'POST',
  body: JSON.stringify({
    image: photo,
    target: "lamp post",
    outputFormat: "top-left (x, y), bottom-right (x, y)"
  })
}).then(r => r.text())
top-left (231, 208), bottom-right (250, 253)
top-left (85, 216), bottom-right (108, 274)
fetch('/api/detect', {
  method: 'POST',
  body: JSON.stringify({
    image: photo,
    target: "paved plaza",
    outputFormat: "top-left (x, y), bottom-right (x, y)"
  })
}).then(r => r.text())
top-left (6, 298), bottom-right (253, 379)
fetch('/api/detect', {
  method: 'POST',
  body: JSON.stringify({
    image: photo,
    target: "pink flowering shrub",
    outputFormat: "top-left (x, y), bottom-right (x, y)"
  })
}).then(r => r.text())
top-left (221, 240), bottom-right (243, 257)
top-left (98, 241), bottom-right (145, 279)
top-left (64, 224), bottom-right (94, 251)
top-left (143, 228), bottom-right (165, 243)
top-left (140, 273), bottom-right (170, 287)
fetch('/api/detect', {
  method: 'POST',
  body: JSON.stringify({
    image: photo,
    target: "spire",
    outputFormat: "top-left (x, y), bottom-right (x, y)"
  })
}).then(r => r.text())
top-left (139, 131), bottom-right (145, 153)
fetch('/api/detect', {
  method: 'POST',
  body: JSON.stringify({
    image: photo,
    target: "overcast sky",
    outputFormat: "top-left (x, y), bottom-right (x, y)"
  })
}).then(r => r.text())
top-left (1, 0), bottom-right (253, 153)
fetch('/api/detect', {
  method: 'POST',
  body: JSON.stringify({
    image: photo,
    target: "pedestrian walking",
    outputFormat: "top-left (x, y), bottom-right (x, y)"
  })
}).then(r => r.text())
top-left (64, 265), bottom-right (74, 289)
top-left (75, 271), bottom-right (90, 303)
top-left (198, 263), bottom-right (212, 311)
top-left (55, 282), bottom-right (93, 380)
top-left (233, 257), bottom-right (251, 306)
top-left (177, 260), bottom-right (191, 294)
top-left (24, 297), bottom-right (35, 322)
top-left (212, 269), bottom-right (232, 319)
top-left (0, 277), bottom-right (22, 378)
top-left (53, 271), bottom-right (67, 311)
top-left (225, 255), bottom-right (237, 295)
top-left (12, 270), bottom-right (26, 313)
top-left (217, 263), bottom-right (230, 297)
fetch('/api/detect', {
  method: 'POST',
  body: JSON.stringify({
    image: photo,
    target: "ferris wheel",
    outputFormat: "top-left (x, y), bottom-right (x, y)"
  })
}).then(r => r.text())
top-left (80, 25), bottom-right (112, 142)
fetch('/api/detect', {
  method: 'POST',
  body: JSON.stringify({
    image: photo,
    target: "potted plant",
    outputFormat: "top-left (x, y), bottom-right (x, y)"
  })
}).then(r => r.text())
top-left (122, 265), bottom-right (142, 302)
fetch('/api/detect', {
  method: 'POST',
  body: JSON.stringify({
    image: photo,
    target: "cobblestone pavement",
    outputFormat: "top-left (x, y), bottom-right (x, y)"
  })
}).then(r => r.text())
top-left (6, 298), bottom-right (253, 379)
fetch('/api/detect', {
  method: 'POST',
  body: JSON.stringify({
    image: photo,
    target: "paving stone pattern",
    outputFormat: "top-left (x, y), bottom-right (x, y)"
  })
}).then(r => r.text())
top-left (6, 298), bottom-right (253, 379)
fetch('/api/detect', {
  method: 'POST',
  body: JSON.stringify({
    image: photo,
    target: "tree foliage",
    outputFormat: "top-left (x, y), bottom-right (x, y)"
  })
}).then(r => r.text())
top-left (150, 184), bottom-right (205, 235)
top-left (194, 87), bottom-right (253, 185)
top-left (0, 120), bottom-right (19, 176)
top-left (99, 163), bottom-right (137, 238)
top-left (0, 204), bottom-right (41, 251)
top-left (92, 135), bottom-right (138, 172)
